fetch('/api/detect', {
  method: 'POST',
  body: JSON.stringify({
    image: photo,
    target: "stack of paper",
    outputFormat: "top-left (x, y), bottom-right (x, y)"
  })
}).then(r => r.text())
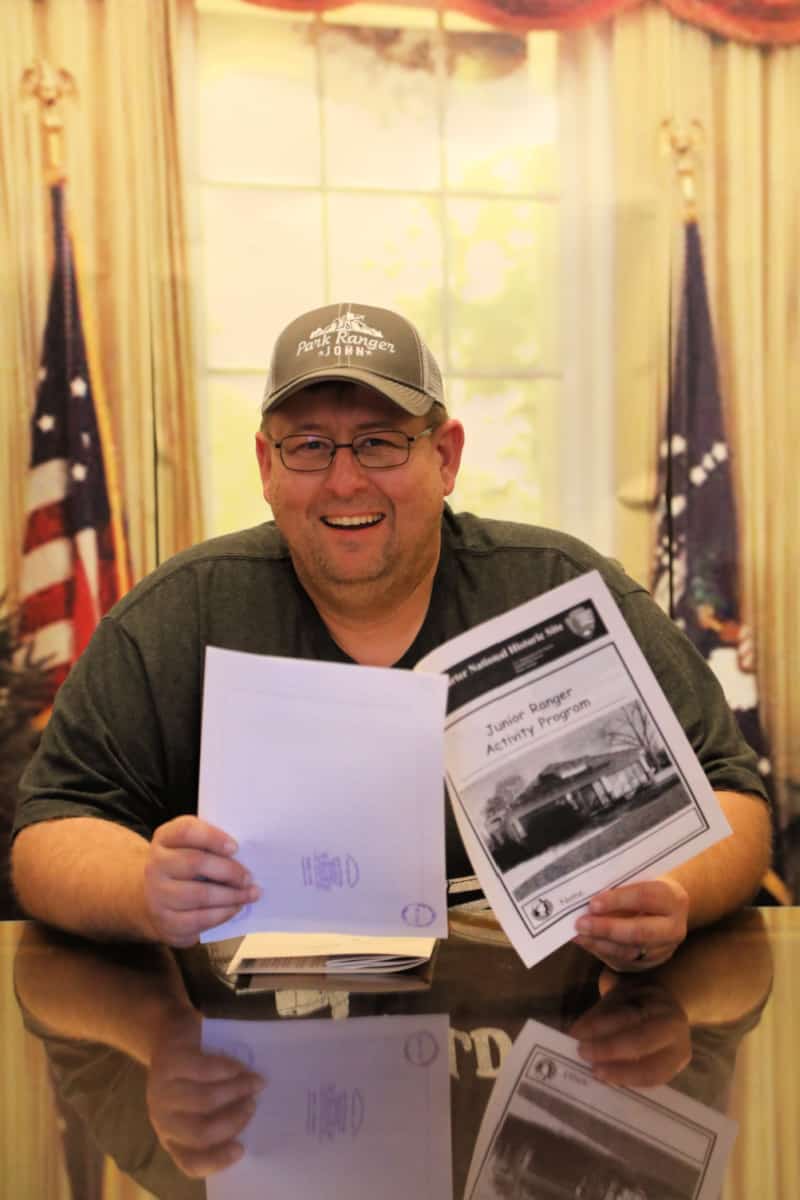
top-left (197, 649), bottom-right (449, 981)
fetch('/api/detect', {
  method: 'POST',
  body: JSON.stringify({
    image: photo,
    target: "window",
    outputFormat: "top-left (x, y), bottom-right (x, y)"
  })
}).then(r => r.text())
top-left (193, 0), bottom-right (563, 538)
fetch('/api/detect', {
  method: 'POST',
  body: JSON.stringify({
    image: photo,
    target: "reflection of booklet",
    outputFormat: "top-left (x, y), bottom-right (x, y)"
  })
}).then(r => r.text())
top-left (465, 1019), bottom-right (736, 1200)
top-left (417, 571), bottom-right (732, 967)
top-left (203, 1013), bottom-right (453, 1200)
top-left (197, 648), bottom-right (449, 975)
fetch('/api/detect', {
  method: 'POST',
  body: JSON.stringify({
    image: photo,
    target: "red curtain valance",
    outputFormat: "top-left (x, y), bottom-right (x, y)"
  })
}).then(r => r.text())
top-left (241, 0), bottom-right (800, 45)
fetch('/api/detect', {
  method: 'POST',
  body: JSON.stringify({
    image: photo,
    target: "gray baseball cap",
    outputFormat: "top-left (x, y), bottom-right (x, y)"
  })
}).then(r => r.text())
top-left (261, 301), bottom-right (444, 416)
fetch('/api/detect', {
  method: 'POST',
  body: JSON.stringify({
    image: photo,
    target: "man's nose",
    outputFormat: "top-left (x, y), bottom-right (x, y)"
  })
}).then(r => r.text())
top-left (323, 444), bottom-right (369, 494)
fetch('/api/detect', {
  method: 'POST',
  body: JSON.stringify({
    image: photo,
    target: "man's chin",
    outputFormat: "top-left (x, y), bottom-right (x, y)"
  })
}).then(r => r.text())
top-left (317, 563), bottom-right (390, 589)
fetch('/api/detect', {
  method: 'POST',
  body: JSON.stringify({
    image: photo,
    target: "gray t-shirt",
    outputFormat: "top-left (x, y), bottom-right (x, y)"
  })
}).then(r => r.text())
top-left (14, 508), bottom-right (766, 879)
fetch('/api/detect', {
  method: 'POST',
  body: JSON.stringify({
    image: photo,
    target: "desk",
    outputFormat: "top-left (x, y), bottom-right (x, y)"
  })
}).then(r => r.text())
top-left (1, 908), bottom-right (796, 1199)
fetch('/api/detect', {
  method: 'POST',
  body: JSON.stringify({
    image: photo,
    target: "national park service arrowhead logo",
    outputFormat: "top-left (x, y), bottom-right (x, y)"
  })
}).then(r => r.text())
top-left (565, 604), bottom-right (597, 640)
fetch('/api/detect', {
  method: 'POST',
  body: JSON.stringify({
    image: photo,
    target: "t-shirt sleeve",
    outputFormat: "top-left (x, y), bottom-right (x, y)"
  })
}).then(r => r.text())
top-left (13, 616), bottom-right (173, 842)
top-left (618, 589), bottom-right (768, 802)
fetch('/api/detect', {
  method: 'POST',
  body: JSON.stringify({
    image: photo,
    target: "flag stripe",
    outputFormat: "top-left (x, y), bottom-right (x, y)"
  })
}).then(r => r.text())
top-left (25, 458), bottom-right (68, 510)
top-left (75, 526), bottom-right (100, 612)
top-left (23, 619), bottom-right (73, 667)
top-left (21, 538), bottom-right (73, 597)
top-left (23, 499), bottom-right (68, 553)
top-left (19, 580), bottom-right (71, 636)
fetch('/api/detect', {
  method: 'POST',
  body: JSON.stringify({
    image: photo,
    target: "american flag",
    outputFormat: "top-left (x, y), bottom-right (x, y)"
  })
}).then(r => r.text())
top-left (652, 220), bottom-right (777, 848)
top-left (19, 183), bottom-right (129, 706)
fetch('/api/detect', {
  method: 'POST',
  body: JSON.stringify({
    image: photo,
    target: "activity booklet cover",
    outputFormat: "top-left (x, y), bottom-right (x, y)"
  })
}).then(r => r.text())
top-left (416, 571), bottom-right (732, 968)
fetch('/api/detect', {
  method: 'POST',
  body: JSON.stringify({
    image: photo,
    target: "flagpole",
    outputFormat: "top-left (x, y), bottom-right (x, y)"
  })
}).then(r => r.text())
top-left (22, 60), bottom-right (131, 596)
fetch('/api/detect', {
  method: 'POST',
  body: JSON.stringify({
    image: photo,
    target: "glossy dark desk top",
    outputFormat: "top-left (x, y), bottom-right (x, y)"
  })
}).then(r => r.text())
top-left (1, 908), bottom-right (795, 1199)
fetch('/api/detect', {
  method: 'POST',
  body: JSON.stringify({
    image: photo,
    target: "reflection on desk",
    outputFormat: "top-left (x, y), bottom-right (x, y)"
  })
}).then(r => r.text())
top-left (5, 908), bottom-right (776, 1200)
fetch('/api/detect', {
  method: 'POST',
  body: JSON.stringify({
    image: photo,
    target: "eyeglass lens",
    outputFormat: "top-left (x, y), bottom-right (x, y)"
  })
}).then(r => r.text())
top-left (279, 431), bottom-right (412, 471)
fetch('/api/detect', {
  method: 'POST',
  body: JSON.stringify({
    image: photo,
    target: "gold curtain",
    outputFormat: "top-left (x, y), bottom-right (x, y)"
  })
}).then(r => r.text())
top-left (611, 3), bottom-right (800, 824)
top-left (0, 925), bottom-right (70, 1197)
top-left (0, 0), bottom-right (203, 599)
top-left (724, 908), bottom-right (800, 1197)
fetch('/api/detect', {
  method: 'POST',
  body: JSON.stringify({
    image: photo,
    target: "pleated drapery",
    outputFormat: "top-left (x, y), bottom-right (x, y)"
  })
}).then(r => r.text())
top-left (242, 0), bottom-right (800, 44)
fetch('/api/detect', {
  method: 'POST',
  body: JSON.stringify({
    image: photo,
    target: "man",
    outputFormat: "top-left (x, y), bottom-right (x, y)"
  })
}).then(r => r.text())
top-left (12, 302), bottom-right (771, 971)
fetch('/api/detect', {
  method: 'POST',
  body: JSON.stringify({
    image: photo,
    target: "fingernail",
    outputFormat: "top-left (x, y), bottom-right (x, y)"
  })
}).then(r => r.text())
top-left (241, 871), bottom-right (253, 887)
top-left (575, 918), bottom-right (592, 934)
top-left (248, 885), bottom-right (262, 901)
top-left (223, 837), bottom-right (238, 854)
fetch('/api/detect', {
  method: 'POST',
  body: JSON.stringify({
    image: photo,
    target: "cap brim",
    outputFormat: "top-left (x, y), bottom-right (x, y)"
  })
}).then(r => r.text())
top-left (262, 367), bottom-right (434, 417)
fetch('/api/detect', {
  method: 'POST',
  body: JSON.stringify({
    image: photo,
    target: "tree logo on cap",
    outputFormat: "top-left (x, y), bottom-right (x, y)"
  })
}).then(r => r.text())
top-left (310, 311), bottom-right (382, 339)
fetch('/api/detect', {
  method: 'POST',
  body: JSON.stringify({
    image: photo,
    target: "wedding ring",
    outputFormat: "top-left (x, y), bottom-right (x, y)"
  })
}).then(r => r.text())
top-left (633, 946), bottom-right (648, 962)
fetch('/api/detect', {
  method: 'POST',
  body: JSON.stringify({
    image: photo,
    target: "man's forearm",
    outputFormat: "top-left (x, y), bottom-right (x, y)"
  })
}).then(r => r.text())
top-left (667, 791), bottom-right (772, 929)
top-left (11, 818), bottom-right (159, 942)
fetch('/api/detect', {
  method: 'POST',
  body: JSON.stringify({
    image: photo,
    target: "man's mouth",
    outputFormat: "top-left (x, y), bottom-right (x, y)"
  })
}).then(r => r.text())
top-left (320, 513), bottom-right (385, 530)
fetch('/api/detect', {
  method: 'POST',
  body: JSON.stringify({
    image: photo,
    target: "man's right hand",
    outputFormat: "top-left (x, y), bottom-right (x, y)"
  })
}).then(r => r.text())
top-left (143, 816), bottom-right (261, 947)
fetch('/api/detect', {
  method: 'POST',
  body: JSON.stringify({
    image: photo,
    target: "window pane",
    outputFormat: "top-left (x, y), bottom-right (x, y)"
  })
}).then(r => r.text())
top-left (326, 193), bottom-right (445, 360)
top-left (448, 378), bottom-right (557, 526)
top-left (446, 197), bottom-right (558, 373)
top-left (206, 372), bottom-right (269, 537)
top-left (202, 187), bottom-right (325, 368)
top-left (197, 13), bottom-right (320, 186)
top-left (320, 24), bottom-right (440, 191)
top-left (445, 30), bottom-right (558, 195)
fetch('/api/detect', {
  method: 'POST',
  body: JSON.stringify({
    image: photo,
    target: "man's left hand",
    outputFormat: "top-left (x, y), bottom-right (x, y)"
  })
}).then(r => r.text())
top-left (573, 877), bottom-right (689, 972)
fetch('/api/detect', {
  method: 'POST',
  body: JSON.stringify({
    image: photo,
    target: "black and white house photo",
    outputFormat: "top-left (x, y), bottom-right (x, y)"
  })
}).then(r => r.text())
top-left (462, 699), bottom-right (692, 901)
top-left (474, 1082), bottom-right (703, 1200)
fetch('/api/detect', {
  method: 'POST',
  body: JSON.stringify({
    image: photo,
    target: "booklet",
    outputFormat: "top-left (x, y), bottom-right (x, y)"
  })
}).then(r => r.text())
top-left (203, 1013), bottom-right (453, 1200)
top-left (226, 931), bottom-right (435, 977)
top-left (416, 571), bottom-right (732, 968)
top-left (465, 1018), bottom-right (736, 1200)
top-left (197, 647), bottom-right (449, 977)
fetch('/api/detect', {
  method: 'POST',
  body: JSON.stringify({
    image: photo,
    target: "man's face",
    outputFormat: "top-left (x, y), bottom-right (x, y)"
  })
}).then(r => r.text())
top-left (255, 384), bottom-right (464, 612)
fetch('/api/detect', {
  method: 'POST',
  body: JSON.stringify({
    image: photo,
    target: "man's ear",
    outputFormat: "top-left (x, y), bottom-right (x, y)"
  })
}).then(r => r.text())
top-left (255, 431), bottom-right (273, 505)
top-left (435, 419), bottom-right (465, 497)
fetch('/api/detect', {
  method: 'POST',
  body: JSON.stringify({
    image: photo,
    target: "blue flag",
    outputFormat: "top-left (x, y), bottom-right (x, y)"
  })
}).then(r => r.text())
top-left (652, 221), bottom-right (777, 853)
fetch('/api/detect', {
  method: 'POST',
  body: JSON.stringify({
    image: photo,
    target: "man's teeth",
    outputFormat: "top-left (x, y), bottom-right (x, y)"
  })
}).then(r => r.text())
top-left (324, 514), bottom-right (383, 528)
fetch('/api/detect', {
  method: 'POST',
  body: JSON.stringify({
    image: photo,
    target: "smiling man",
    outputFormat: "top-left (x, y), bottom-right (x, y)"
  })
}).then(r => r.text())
top-left (11, 302), bottom-right (771, 970)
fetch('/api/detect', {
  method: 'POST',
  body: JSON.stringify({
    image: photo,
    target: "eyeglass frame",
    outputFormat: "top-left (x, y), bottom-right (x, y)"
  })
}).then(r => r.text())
top-left (268, 425), bottom-right (436, 472)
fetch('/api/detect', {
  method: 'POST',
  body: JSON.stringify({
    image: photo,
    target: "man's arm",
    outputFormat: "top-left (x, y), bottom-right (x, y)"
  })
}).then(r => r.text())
top-left (11, 815), bottom-right (261, 945)
top-left (574, 790), bottom-right (772, 971)
top-left (668, 790), bottom-right (772, 926)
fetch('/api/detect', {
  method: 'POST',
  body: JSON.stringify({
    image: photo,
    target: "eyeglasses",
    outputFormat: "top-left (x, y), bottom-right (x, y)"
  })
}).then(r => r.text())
top-left (270, 426), bottom-right (435, 472)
